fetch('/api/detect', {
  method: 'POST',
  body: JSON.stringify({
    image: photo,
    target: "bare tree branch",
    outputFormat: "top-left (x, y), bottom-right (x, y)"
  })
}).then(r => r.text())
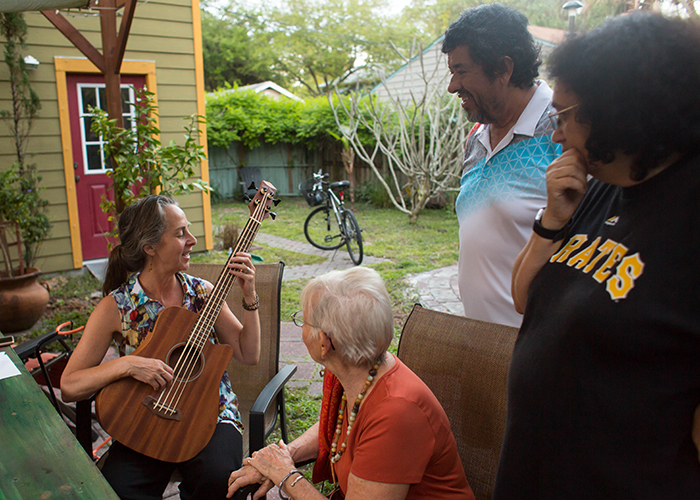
top-left (330, 41), bottom-right (466, 221)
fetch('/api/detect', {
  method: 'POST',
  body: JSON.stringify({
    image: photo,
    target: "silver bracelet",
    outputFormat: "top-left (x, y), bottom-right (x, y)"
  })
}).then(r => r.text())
top-left (290, 474), bottom-right (305, 488)
top-left (278, 469), bottom-right (303, 500)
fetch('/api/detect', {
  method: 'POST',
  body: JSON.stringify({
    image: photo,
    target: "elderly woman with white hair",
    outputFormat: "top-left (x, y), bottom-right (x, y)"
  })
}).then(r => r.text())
top-left (227, 267), bottom-right (474, 500)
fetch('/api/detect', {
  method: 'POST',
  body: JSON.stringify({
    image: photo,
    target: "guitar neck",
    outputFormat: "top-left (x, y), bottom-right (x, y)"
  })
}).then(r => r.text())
top-left (199, 215), bottom-right (260, 327)
top-left (190, 185), bottom-right (275, 345)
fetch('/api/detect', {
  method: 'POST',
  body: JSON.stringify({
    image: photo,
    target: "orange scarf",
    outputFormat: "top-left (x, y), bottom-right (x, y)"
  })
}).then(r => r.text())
top-left (312, 369), bottom-right (344, 484)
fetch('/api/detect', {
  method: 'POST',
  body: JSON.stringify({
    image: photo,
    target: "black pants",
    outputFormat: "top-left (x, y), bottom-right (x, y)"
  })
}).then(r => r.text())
top-left (101, 423), bottom-right (246, 500)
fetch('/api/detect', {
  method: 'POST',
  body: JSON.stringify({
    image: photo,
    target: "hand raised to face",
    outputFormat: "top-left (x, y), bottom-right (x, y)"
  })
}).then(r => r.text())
top-left (543, 148), bottom-right (589, 230)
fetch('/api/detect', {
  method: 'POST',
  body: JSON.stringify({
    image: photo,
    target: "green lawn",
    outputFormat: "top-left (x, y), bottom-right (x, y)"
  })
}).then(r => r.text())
top-left (210, 196), bottom-right (459, 326)
top-left (212, 196), bottom-right (459, 272)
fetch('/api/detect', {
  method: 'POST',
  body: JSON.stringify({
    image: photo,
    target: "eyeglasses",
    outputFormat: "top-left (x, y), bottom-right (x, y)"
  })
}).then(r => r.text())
top-left (291, 310), bottom-right (335, 350)
top-left (548, 103), bottom-right (580, 130)
top-left (291, 310), bottom-right (315, 328)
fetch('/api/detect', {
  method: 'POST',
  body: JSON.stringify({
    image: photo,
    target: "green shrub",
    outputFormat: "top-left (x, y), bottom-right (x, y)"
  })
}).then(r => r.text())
top-left (354, 180), bottom-right (394, 209)
top-left (205, 89), bottom-right (376, 150)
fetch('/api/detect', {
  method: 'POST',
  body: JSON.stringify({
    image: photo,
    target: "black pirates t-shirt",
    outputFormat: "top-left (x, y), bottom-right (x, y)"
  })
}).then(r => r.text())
top-left (494, 153), bottom-right (700, 499)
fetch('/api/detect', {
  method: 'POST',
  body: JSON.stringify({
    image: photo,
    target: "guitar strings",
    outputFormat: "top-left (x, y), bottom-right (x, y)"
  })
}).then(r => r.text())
top-left (156, 199), bottom-right (264, 413)
top-left (152, 190), bottom-right (271, 416)
top-left (160, 200), bottom-right (264, 412)
top-left (154, 199), bottom-right (264, 414)
top-left (164, 215), bottom-right (257, 408)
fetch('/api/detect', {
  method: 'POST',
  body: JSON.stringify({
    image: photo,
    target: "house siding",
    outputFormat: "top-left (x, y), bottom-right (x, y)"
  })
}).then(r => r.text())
top-left (0, 0), bottom-right (210, 273)
top-left (373, 37), bottom-right (448, 104)
top-left (374, 26), bottom-right (565, 103)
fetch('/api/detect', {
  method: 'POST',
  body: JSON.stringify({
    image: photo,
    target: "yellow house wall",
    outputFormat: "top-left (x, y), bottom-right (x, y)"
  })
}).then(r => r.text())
top-left (0, 0), bottom-right (212, 273)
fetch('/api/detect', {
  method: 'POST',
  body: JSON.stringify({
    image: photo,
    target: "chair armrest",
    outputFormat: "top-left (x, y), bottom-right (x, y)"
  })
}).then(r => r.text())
top-left (249, 364), bottom-right (297, 453)
top-left (13, 321), bottom-right (81, 362)
top-left (13, 331), bottom-right (59, 362)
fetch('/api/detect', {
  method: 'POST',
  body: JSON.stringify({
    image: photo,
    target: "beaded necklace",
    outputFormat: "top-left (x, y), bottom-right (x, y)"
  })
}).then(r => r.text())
top-left (329, 362), bottom-right (380, 486)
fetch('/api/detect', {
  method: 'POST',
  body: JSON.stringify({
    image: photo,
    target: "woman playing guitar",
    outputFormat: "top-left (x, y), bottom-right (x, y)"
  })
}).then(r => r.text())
top-left (61, 195), bottom-right (260, 500)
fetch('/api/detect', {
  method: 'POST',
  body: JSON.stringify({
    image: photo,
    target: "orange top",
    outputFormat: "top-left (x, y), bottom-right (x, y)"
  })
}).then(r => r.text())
top-left (333, 356), bottom-right (474, 500)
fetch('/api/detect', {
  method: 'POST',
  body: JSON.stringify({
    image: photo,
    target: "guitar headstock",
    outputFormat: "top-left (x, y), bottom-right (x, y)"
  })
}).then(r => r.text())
top-left (248, 180), bottom-right (278, 221)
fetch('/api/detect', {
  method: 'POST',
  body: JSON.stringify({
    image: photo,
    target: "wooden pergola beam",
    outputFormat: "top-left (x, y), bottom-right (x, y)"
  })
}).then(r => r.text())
top-left (115, 0), bottom-right (136, 71)
top-left (40, 0), bottom-right (138, 213)
top-left (41, 0), bottom-right (138, 126)
top-left (41, 9), bottom-right (105, 73)
top-left (99, 0), bottom-right (122, 128)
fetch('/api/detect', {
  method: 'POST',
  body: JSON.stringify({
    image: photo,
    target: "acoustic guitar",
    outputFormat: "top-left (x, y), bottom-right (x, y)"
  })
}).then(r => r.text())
top-left (95, 181), bottom-right (278, 463)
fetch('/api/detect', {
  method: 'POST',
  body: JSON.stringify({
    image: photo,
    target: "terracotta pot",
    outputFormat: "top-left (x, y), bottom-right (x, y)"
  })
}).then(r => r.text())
top-left (0, 267), bottom-right (50, 333)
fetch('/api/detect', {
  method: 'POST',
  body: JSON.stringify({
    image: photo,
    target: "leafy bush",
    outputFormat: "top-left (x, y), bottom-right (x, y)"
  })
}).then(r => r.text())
top-left (354, 180), bottom-right (394, 209)
top-left (0, 162), bottom-right (50, 271)
top-left (205, 88), bottom-right (375, 150)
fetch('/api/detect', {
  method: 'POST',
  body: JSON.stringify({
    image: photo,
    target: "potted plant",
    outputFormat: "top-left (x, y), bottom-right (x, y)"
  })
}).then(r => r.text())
top-left (0, 13), bottom-right (51, 333)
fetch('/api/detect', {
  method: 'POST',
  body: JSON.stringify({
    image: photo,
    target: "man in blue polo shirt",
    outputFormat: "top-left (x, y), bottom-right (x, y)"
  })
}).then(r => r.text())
top-left (443, 4), bottom-right (561, 327)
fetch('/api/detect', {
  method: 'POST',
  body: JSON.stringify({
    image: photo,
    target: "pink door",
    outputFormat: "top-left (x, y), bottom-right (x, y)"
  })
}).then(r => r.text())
top-left (67, 74), bottom-right (145, 261)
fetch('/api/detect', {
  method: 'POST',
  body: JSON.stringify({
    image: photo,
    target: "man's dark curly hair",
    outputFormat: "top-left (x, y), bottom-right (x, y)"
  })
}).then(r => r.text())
top-left (549, 12), bottom-right (700, 181)
top-left (441, 3), bottom-right (540, 89)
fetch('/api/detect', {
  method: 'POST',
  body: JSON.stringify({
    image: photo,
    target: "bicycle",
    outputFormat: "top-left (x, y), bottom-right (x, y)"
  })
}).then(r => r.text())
top-left (299, 170), bottom-right (363, 265)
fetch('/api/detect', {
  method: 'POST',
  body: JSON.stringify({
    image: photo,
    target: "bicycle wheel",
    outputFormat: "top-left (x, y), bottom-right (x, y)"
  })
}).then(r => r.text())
top-left (304, 206), bottom-right (345, 250)
top-left (342, 210), bottom-right (363, 265)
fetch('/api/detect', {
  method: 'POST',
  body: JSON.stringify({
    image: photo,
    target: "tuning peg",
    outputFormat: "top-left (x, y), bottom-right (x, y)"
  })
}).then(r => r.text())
top-left (269, 212), bottom-right (277, 220)
top-left (247, 182), bottom-right (257, 191)
top-left (273, 198), bottom-right (281, 206)
top-left (243, 194), bottom-right (252, 202)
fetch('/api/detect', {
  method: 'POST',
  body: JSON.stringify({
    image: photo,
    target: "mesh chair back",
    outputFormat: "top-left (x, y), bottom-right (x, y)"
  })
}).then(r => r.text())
top-left (397, 304), bottom-right (518, 500)
top-left (188, 261), bottom-right (284, 456)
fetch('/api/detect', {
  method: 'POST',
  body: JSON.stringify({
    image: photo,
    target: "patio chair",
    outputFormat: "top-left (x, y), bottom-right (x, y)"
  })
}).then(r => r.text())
top-left (188, 261), bottom-right (296, 456)
top-left (239, 166), bottom-right (263, 199)
top-left (396, 304), bottom-right (518, 500)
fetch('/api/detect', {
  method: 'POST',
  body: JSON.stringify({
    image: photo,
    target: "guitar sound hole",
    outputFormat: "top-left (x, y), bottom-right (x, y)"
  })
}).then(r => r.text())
top-left (166, 343), bottom-right (204, 383)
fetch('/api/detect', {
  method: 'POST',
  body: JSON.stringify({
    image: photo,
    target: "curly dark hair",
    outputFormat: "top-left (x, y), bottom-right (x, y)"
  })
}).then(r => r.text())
top-left (548, 12), bottom-right (700, 181)
top-left (441, 3), bottom-right (541, 89)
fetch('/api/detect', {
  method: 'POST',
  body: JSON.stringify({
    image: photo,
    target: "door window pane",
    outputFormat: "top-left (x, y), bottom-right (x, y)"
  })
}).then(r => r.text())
top-left (82, 87), bottom-right (96, 111)
top-left (86, 144), bottom-right (103, 172)
top-left (121, 87), bottom-right (132, 113)
top-left (84, 116), bottom-right (97, 142)
top-left (78, 83), bottom-right (138, 175)
top-left (98, 87), bottom-right (107, 111)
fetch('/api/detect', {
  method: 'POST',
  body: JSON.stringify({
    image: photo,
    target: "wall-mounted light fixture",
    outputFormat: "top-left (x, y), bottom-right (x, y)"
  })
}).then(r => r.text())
top-left (24, 55), bottom-right (40, 71)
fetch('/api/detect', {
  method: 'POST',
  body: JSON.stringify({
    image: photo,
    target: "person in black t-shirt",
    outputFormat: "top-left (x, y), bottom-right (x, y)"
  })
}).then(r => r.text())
top-left (495, 12), bottom-right (700, 500)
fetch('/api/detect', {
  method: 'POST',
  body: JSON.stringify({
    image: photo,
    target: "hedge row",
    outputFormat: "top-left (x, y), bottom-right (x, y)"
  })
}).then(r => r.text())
top-left (205, 88), bottom-right (375, 150)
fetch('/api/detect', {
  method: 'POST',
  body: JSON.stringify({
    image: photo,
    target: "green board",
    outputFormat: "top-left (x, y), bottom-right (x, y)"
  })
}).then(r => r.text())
top-left (0, 347), bottom-right (119, 500)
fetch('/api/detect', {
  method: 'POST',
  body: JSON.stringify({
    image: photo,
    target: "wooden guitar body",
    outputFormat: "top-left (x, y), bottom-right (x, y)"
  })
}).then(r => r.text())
top-left (96, 307), bottom-right (233, 463)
